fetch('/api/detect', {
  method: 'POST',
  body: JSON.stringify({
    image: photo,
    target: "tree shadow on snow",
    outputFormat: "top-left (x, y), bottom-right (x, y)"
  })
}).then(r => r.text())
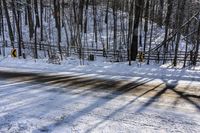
top-left (0, 70), bottom-right (199, 132)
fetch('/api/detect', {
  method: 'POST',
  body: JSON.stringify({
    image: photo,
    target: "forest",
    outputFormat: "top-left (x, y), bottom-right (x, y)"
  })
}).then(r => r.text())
top-left (0, 0), bottom-right (200, 67)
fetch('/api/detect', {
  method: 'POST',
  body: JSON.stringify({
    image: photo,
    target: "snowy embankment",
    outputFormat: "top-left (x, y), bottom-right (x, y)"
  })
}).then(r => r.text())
top-left (0, 56), bottom-right (200, 132)
top-left (1, 55), bottom-right (200, 82)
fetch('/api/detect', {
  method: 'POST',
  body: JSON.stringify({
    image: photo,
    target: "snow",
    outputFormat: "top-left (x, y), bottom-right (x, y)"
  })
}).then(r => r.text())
top-left (0, 2), bottom-right (200, 132)
top-left (0, 72), bottom-right (199, 132)
top-left (1, 55), bottom-right (200, 82)
top-left (0, 56), bottom-right (200, 132)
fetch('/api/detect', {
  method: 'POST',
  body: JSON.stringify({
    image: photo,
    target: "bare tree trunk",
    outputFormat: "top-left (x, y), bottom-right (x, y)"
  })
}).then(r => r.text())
top-left (2, 0), bottom-right (15, 48)
top-left (183, 22), bottom-right (189, 68)
top-left (163, 0), bottom-right (173, 64)
top-left (34, 25), bottom-right (38, 59)
top-left (105, 0), bottom-right (109, 55)
top-left (193, 20), bottom-right (200, 66)
top-left (0, 0), bottom-right (6, 53)
top-left (79, 0), bottom-right (85, 31)
top-left (40, 0), bottom-right (43, 50)
top-left (131, 0), bottom-right (143, 61)
top-left (173, 0), bottom-right (186, 66)
top-left (113, 1), bottom-right (117, 58)
top-left (147, 1), bottom-right (155, 65)
top-left (11, 0), bottom-right (22, 57)
top-left (139, 0), bottom-right (144, 48)
top-left (34, 0), bottom-right (40, 28)
top-left (158, 0), bottom-right (164, 27)
top-left (92, 0), bottom-right (98, 49)
top-left (144, 0), bottom-right (149, 53)
top-left (183, 7), bottom-right (191, 68)
top-left (24, 6), bottom-right (28, 25)
top-left (127, 1), bottom-right (134, 65)
top-left (54, 0), bottom-right (63, 60)
top-left (27, 0), bottom-right (34, 40)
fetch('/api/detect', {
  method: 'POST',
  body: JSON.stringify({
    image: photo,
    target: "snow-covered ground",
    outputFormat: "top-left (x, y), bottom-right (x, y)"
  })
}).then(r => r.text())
top-left (0, 76), bottom-right (199, 133)
top-left (1, 55), bottom-right (200, 81)
top-left (0, 2), bottom-right (199, 132)
top-left (0, 56), bottom-right (200, 133)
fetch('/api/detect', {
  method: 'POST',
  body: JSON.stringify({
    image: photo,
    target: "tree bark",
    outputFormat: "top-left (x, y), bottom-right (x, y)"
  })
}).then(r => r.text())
top-left (173, 0), bottom-right (186, 66)
top-left (131, 0), bottom-right (143, 61)
top-left (2, 0), bottom-right (15, 48)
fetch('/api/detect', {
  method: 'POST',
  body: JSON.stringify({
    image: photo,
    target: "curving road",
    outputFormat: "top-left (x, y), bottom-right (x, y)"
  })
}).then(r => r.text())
top-left (0, 69), bottom-right (199, 133)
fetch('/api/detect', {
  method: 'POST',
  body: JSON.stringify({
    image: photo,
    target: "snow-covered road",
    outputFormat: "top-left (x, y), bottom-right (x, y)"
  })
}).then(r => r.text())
top-left (0, 69), bottom-right (200, 133)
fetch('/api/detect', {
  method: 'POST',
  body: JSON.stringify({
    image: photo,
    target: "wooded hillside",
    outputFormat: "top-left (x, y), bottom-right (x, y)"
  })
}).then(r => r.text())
top-left (0, 0), bottom-right (200, 67)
